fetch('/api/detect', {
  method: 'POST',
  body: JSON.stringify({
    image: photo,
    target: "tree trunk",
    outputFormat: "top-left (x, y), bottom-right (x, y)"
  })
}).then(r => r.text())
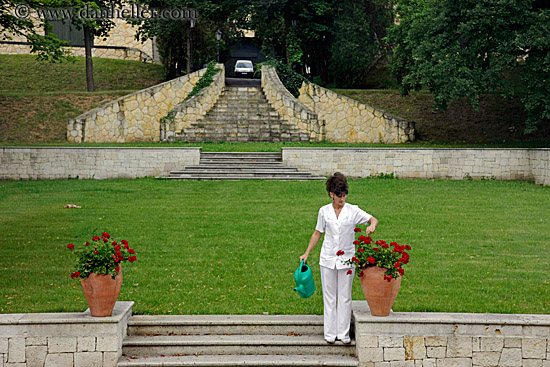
top-left (186, 26), bottom-right (191, 75)
top-left (84, 25), bottom-right (95, 92)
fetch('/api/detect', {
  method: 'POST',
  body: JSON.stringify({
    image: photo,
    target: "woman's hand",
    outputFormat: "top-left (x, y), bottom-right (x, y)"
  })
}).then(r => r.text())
top-left (366, 224), bottom-right (376, 235)
top-left (299, 253), bottom-right (309, 262)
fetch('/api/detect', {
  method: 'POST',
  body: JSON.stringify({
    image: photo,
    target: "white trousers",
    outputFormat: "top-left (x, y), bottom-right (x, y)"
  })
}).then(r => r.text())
top-left (320, 265), bottom-right (355, 340)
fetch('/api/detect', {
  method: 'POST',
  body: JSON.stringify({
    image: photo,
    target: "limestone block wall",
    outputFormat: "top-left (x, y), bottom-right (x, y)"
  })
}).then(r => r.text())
top-left (352, 301), bottom-right (550, 367)
top-left (67, 69), bottom-right (206, 143)
top-left (0, 302), bottom-right (133, 367)
top-left (281, 148), bottom-right (550, 185)
top-left (0, 8), bottom-right (155, 62)
top-left (161, 64), bottom-right (225, 142)
top-left (298, 82), bottom-right (415, 144)
top-left (261, 65), bottom-right (324, 141)
top-left (530, 149), bottom-right (550, 186)
top-left (0, 147), bottom-right (201, 180)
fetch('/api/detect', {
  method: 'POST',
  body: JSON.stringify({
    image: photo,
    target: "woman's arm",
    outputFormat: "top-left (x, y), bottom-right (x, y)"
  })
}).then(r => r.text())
top-left (366, 216), bottom-right (378, 235)
top-left (299, 230), bottom-right (323, 262)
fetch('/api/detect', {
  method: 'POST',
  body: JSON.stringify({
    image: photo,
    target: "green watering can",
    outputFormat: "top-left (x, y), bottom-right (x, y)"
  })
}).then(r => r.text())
top-left (294, 260), bottom-right (316, 298)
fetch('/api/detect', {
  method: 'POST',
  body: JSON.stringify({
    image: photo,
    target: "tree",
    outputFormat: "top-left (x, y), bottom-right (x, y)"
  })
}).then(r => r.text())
top-left (132, 0), bottom-right (246, 79)
top-left (388, 0), bottom-right (550, 132)
top-left (0, 0), bottom-right (71, 61)
top-left (329, 0), bottom-right (393, 87)
top-left (68, 0), bottom-right (124, 91)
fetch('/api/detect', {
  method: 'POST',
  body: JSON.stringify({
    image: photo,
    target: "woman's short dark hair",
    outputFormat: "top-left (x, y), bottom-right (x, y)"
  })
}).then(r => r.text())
top-left (326, 172), bottom-right (348, 197)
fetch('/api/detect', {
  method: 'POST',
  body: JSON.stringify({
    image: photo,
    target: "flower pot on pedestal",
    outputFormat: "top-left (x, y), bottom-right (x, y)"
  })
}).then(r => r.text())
top-left (360, 266), bottom-right (401, 316)
top-left (81, 268), bottom-right (122, 317)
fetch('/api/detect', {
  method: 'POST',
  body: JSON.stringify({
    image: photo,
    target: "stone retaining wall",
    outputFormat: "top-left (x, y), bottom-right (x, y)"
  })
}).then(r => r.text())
top-left (0, 302), bottom-right (133, 367)
top-left (0, 147), bottom-right (548, 183)
top-left (298, 83), bottom-right (415, 144)
top-left (281, 148), bottom-right (550, 185)
top-left (67, 69), bottom-right (206, 143)
top-left (0, 147), bottom-right (200, 180)
top-left (261, 65), bottom-right (324, 141)
top-left (160, 64), bottom-right (225, 142)
top-left (353, 301), bottom-right (550, 367)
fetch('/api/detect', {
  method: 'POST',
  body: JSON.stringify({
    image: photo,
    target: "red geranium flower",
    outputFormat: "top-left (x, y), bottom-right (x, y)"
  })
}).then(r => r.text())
top-left (354, 227), bottom-right (361, 232)
top-left (358, 248), bottom-right (364, 253)
top-left (92, 236), bottom-right (100, 241)
top-left (102, 232), bottom-right (110, 239)
top-left (346, 269), bottom-right (353, 275)
top-left (67, 244), bottom-right (74, 250)
top-left (336, 250), bottom-right (345, 256)
top-left (128, 249), bottom-right (135, 255)
top-left (367, 256), bottom-right (375, 264)
top-left (353, 240), bottom-right (360, 245)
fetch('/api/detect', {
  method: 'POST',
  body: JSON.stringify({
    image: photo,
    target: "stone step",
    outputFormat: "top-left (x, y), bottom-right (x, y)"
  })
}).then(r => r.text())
top-left (167, 171), bottom-right (315, 178)
top-left (118, 354), bottom-right (358, 367)
top-left (128, 315), bottom-right (323, 337)
top-left (122, 334), bottom-right (355, 357)
top-left (163, 175), bottom-right (326, 181)
top-left (175, 167), bottom-right (297, 173)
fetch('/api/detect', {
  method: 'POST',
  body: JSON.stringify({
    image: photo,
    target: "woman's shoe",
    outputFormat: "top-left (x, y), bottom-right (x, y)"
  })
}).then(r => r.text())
top-left (340, 337), bottom-right (351, 344)
top-left (325, 337), bottom-right (336, 344)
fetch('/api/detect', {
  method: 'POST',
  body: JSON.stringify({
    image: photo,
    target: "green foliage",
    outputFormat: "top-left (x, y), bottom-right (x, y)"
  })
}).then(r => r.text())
top-left (184, 60), bottom-right (220, 101)
top-left (329, 0), bottom-right (393, 88)
top-left (0, 0), bottom-right (73, 62)
top-left (260, 57), bottom-right (309, 97)
top-left (388, 0), bottom-right (550, 133)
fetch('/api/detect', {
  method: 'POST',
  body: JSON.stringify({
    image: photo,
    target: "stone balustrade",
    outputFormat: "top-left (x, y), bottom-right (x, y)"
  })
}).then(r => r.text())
top-left (67, 69), bottom-right (206, 143)
top-left (353, 301), bottom-right (550, 367)
top-left (298, 83), bottom-right (415, 144)
top-left (160, 64), bottom-right (225, 142)
top-left (0, 302), bottom-right (133, 367)
top-left (261, 65), bottom-right (324, 141)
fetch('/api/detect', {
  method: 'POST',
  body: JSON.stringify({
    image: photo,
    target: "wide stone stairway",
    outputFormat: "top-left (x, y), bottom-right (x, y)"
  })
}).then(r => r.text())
top-left (175, 86), bottom-right (310, 143)
top-left (117, 315), bottom-right (358, 367)
top-left (163, 152), bottom-right (325, 180)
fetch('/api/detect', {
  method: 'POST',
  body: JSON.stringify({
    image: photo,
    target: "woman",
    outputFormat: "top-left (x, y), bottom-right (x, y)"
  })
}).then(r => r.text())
top-left (300, 172), bottom-right (378, 344)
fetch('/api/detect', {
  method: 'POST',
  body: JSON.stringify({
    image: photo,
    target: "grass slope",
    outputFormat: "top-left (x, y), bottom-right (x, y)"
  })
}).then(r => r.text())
top-left (0, 178), bottom-right (548, 315)
top-left (0, 55), bottom-right (165, 143)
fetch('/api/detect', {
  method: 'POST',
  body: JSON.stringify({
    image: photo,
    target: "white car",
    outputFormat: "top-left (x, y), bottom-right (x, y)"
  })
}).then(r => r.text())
top-left (234, 60), bottom-right (254, 77)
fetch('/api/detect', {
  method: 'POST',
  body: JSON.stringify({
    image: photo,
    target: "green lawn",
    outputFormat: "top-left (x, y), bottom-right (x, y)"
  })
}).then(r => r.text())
top-left (0, 178), bottom-right (548, 315)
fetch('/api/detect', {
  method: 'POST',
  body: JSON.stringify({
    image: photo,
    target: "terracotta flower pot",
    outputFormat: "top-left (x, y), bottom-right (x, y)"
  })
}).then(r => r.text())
top-left (80, 267), bottom-right (122, 317)
top-left (360, 266), bottom-right (401, 316)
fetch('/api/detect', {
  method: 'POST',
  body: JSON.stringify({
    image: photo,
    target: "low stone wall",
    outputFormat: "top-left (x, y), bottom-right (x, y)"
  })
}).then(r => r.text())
top-left (352, 301), bottom-right (550, 367)
top-left (281, 148), bottom-right (550, 185)
top-left (0, 302), bottom-right (133, 367)
top-left (298, 83), bottom-right (415, 144)
top-left (0, 147), bottom-right (200, 180)
top-left (1, 147), bottom-right (548, 184)
top-left (67, 69), bottom-right (206, 143)
top-left (160, 64), bottom-right (225, 142)
top-left (261, 65), bottom-right (324, 141)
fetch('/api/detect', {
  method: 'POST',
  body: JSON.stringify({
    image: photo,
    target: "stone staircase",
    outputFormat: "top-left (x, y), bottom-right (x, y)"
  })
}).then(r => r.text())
top-left (117, 315), bottom-right (358, 367)
top-left (163, 152), bottom-right (325, 180)
top-left (175, 86), bottom-right (310, 143)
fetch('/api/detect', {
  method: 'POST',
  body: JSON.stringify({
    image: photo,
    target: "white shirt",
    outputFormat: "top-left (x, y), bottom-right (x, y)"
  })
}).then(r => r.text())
top-left (315, 202), bottom-right (373, 270)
